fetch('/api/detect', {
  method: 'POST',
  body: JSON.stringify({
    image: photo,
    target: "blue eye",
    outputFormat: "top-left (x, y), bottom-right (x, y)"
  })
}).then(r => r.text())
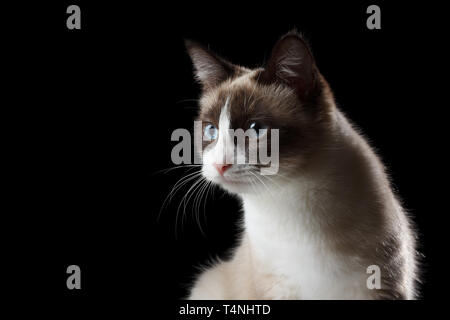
top-left (204, 123), bottom-right (218, 140)
top-left (249, 122), bottom-right (268, 138)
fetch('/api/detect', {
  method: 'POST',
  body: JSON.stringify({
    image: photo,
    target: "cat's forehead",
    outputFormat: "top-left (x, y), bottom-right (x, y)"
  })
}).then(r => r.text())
top-left (198, 69), bottom-right (265, 122)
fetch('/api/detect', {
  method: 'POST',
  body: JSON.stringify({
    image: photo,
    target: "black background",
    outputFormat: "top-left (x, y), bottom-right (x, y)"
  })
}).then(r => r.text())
top-left (6, 0), bottom-right (446, 312)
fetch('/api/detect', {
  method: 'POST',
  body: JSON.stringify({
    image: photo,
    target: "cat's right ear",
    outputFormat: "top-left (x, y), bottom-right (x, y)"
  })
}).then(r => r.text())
top-left (185, 40), bottom-right (235, 90)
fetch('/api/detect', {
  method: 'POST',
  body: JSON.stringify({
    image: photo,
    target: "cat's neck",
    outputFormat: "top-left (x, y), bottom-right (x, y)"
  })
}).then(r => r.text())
top-left (241, 170), bottom-right (328, 245)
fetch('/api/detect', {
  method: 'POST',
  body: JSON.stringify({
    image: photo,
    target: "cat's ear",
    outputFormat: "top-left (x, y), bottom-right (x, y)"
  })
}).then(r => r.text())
top-left (260, 31), bottom-right (318, 100)
top-left (185, 40), bottom-right (236, 90)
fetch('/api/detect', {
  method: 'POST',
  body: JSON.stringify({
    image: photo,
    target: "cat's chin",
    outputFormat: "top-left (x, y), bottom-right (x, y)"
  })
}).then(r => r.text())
top-left (210, 176), bottom-right (255, 195)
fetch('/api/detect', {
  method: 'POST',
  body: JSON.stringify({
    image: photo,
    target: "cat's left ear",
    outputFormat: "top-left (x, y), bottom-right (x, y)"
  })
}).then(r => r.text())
top-left (260, 31), bottom-right (319, 100)
top-left (185, 40), bottom-right (236, 91)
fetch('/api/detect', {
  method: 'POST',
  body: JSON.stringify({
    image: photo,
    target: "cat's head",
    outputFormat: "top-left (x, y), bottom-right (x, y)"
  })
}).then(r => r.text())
top-left (186, 31), bottom-right (335, 194)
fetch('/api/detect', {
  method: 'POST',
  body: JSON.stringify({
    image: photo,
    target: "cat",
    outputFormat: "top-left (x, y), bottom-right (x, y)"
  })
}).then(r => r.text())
top-left (184, 31), bottom-right (419, 299)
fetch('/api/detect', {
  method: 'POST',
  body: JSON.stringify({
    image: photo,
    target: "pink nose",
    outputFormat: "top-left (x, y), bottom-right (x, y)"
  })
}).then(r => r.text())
top-left (213, 163), bottom-right (232, 175)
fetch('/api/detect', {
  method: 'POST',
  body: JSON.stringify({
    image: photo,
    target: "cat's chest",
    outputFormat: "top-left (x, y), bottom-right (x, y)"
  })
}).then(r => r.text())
top-left (242, 197), bottom-right (370, 299)
top-left (253, 241), bottom-right (368, 299)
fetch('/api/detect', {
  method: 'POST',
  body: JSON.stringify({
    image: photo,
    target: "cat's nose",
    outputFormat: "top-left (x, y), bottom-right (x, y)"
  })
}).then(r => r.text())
top-left (213, 163), bottom-right (232, 176)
